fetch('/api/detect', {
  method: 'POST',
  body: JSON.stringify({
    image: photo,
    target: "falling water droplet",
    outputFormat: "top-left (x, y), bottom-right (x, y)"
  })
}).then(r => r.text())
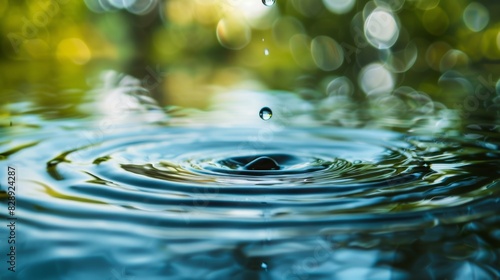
top-left (261, 262), bottom-right (268, 271)
top-left (259, 107), bottom-right (272, 120)
top-left (262, 0), bottom-right (275, 6)
top-left (264, 48), bottom-right (270, 56)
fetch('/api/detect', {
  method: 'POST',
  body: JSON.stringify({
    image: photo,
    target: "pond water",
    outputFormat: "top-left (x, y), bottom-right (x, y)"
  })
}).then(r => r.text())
top-left (1, 0), bottom-right (500, 278)
top-left (1, 85), bottom-right (499, 279)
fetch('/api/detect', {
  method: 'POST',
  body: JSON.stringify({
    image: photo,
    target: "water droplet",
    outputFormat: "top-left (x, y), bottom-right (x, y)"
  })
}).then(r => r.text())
top-left (259, 107), bottom-right (273, 120)
top-left (261, 262), bottom-right (268, 271)
top-left (262, 0), bottom-right (275, 6)
top-left (264, 48), bottom-right (270, 56)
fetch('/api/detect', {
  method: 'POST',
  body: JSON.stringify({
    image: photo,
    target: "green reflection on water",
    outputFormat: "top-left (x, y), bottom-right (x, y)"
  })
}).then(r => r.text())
top-left (0, 0), bottom-right (498, 123)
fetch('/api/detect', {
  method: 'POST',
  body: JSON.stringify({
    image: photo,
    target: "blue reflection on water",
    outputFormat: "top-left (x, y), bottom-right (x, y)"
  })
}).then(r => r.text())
top-left (1, 91), bottom-right (500, 279)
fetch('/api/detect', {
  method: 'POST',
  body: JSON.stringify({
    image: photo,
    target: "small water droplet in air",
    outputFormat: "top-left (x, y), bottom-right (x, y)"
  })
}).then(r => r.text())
top-left (259, 107), bottom-right (272, 120)
top-left (262, 0), bottom-right (275, 6)
top-left (261, 262), bottom-right (268, 271)
top-left (264, 49), bottom-right (270, 56)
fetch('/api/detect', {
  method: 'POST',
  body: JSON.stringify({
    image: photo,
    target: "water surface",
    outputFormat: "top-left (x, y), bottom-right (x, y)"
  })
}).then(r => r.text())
top-left (1, 93), bottom-right (499, 279)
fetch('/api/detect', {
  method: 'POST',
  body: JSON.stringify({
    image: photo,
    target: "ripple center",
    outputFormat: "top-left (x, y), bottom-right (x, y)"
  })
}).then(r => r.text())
top-left (244, 156), bottom-right (280, 170)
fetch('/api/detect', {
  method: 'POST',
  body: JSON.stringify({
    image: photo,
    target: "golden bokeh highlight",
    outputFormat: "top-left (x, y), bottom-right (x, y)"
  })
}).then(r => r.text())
top-left (422, 6), bottom-right (449, 35)
top-left (165, 0), bottom-right (194, 26)
top-left (56, 38), bottom-right (91, 65)
top-left (481, 27), bottom-right (500, 59)
top-left (0, 0), bottom-right (499, 114)
top-left (194, 1), bottom-right (222, 25)
top-left (24, 38), bottom-right (50, 59)
top-left (216, 16), bottom-right (251, 50)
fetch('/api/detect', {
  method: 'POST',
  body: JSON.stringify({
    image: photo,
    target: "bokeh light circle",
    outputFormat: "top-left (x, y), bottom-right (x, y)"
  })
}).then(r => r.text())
top-left (463, 2), bottom-right (489, 32)
top-left (322, 0), bottom-right (356, 14)
top-left (364, 9), bottom-right (399, 49)
top-left (311, 36), bottom-right (344, 71)
top-left (326, 76), bottom-right (354, 98)
top-left (216, 17), bottom-right (251, 50)
top-left (359, 63), bottom-right (394, 95)
top-left (374, 0), bottom-right (405, 12)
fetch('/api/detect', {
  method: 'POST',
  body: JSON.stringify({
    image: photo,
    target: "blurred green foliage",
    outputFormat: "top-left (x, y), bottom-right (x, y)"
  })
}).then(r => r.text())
top-left (0, 0), bottom-right (499, 117)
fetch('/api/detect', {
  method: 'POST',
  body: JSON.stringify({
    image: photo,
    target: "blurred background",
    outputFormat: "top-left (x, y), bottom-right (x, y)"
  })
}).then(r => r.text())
top-left (2, 3), bottom-right (500, 279)
top-left (0, 0), bottom-right (499, 124)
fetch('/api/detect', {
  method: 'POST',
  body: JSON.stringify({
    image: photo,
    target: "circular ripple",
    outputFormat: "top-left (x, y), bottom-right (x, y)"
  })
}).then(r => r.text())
top-left (40, 126), bottom-right (500, 236)
top-left (65, 127), bottom-right (425, 187)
